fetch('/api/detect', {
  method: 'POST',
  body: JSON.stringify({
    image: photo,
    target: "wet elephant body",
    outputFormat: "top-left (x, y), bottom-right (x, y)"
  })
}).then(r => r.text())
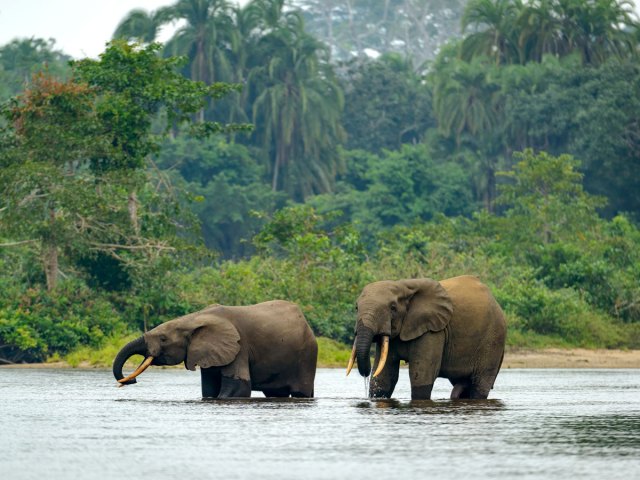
top-left (113, 301), bottom-right (318, 398)
top-left (347, 275), bottom-right (506, 400)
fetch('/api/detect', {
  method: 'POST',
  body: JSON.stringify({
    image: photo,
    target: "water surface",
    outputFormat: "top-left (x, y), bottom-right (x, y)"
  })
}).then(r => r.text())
top-left (1, 368), bottom-right (639, 479)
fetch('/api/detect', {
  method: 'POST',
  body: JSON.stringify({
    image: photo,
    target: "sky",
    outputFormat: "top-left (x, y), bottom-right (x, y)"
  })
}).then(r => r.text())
top-left (1, 0), bottom-right (639, 59)
top-left (0, 0), bottom-right (246, 59)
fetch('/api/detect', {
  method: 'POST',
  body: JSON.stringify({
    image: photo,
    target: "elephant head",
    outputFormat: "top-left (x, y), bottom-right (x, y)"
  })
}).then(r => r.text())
top-left (113, 312), bottom-right (241, 386)
top-left (346, 279), bottom-right (453, 377)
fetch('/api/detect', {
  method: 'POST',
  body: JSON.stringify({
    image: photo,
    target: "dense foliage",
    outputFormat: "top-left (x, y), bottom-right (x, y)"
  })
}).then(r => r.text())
top-left (1, 0), bottom-right (639, 363)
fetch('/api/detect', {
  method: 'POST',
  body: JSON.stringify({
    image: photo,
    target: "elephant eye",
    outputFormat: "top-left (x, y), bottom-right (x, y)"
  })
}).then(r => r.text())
top-left (390, 303), bottom-right (397, 312)
top-left (159, 335), bottom-right (167, 343)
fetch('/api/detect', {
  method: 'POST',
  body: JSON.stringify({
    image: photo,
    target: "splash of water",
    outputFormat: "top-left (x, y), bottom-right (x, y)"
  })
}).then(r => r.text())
top-left (364, 375), bottom-right (370, 398)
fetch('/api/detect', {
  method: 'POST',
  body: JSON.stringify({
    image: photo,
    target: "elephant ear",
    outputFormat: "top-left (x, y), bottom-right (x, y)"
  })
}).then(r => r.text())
top-left (185, 315), bottom-right (241, 371)
top-left (399, 278), bottom-right (453, 341)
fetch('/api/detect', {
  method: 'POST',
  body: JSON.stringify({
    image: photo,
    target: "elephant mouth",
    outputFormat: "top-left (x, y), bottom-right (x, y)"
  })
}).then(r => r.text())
top-left (346, 334), bottom-right (389, 378)
top-left (116, 356), bottom-right (154, 387)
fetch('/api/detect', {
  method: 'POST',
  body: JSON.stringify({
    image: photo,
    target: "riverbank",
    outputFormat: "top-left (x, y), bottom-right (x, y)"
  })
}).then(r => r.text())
top-left (502, 348), bottom-right (640, 368)
top-left (2, 347), bottom-right (639, 369)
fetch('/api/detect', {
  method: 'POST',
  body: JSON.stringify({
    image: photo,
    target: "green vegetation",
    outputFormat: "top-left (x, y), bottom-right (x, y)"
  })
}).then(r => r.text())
top-left (1, 0), bottom-right (640, 365)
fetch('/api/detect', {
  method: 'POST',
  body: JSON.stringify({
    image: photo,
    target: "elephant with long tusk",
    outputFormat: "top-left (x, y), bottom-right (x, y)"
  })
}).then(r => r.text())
top-left (113, 300), bottom-right (318, 398)
top-left (347, 275), bottom-right (506, 400)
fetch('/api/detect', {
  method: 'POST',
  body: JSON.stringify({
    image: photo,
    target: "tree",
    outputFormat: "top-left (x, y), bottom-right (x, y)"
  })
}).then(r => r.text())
top-left (1, 41), bottom-right (243, 292)
top-left (114, 0), bottom-right (237, 122)
top-left (460, 0), bottom-right (639, 65)
top-left (155, 134), bottom-right (285, 257)
top-left (309, 145), bottom-right (474, 244)
top-left (157, 0), bottom-right (235, 86)
top-left (460, 0), bottom-right (523, 65)
top-left (497, 149), bottom-right (606, 245)
top-left (113, 9), bottom-right (159, 43)
top-left (0, 38), bottom-right (71, 102)
top-left (430, 53), bottom-right (503, 211)
top-left (340, 53), bottom-right (434, 153)
top-left (566, 60), bottom-right (640, 217)
top-left (73, 41), bottom-right (242, 232)
top-left (0, 75), bottom-right (118, 291)
top-left (249, 8), bottom-right (345, 198)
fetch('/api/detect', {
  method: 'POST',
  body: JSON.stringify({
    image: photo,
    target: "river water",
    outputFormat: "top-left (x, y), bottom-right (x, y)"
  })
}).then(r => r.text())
top-left (0, 368), bottom-right (639, 479)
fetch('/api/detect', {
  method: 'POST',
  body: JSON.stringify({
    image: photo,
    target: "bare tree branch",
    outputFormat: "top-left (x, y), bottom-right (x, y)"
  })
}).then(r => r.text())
top-left (0, 239), bottom-right (38, 247)
top-left (89, 242), bottom-right (176, 252)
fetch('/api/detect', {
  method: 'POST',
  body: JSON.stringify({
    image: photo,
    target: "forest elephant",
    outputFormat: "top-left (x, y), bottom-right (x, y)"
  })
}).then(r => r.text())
top-left (113, 301), bottom-right (318, 398)
top-left (346, 275), bottom-right (506, 400)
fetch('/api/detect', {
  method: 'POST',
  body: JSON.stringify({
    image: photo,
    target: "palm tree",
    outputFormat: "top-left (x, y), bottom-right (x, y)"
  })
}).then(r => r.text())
top-left (113, 9), bottom-right (158, 43)
top-left (158, 0), bottom-right (235, 85)
top-left (516, 0), bottom-right (563, 62)
top-left (460, 0), bottom-right (524, 65)
top-left (249, 6), bottom-right (345, 198)
top-left (460, 0), bottom-right (639, 65)
top-left (554, 0), bottom-right (638, 65)
top-left (432, 57), bottom-right (501, 143)
top-left (222, 1), bottom-right (265, 127)
top-left (431, 56), bottom-right (503, 210)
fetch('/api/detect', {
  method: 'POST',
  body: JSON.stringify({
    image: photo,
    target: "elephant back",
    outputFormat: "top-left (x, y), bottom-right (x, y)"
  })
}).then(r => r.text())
top-left (438, 276), bottom-right (506, 367)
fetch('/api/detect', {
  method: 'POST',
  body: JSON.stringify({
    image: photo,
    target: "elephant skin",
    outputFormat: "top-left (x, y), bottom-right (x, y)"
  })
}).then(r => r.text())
top-left (113, 300), bottom-right (318, 398)
top-left (350, 275), bottom-right (506, 400)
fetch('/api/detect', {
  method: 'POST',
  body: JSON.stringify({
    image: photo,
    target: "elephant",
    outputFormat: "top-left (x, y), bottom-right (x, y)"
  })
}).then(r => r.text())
top-left (346, 275), bottom-right (506, 400)
top-left (113, 300), bottom-right (318, 398)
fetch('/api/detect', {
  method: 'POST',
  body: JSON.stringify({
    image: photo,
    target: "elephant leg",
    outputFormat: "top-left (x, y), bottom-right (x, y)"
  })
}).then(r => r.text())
top-left (290, 389), bottom-right (313, 398)
top-left (468, 378), bottom-right (492, 399)
top-left (290, 342), bottom-right (318, 398)
top-left (262, 387), bottom-right (291, 397)
top-left (468, 344), bottom-right (505, 399)
top-left (369, 347), bottom-right (400, 398)
top-left (217, 351), bottom-right (252, 398)
top-left (218, 375), bottom-right (252, 398)
top-left (450, 381), bottom-right (471, 399)
top-left (200, 367), bottom-right (221, 398)
top-left (408, 331), bottom-right (445, 400)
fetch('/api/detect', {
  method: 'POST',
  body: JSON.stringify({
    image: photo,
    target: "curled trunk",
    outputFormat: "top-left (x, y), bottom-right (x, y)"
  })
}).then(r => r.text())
top-left (355, 325), bottom-right (375, 377)
top-left (113, 336), bottom-right (148, 385)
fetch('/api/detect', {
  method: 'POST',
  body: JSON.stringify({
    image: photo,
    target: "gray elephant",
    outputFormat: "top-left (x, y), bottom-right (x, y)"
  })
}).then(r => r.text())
top-left (113, 300), bottom-right (318, 398)
top-left (347, 275), bottom-right (506, 400)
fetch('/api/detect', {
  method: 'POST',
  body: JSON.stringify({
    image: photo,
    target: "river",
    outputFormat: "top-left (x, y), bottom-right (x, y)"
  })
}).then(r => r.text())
top-left (1, 368), bottom-right (639, 479)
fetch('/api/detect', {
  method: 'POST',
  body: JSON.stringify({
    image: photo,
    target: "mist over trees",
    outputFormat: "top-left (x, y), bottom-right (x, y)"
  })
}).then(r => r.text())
top-left (1, 0), bottom-right (640, 362)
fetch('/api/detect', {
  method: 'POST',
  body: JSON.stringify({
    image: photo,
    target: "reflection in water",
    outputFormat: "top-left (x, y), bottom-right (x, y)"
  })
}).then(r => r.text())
top-left (201, 397), bottom-right (317, 409)
top-left (0, 368), bottom-right (639, 480)
top-left (354, 398), bottom-right (506, 415)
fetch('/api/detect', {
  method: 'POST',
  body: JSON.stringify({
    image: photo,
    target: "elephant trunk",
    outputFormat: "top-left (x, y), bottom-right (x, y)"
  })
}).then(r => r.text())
top-left (355, 324), bottom-right (375, 377)
top-left (112, 336), bottom-right (149, 385)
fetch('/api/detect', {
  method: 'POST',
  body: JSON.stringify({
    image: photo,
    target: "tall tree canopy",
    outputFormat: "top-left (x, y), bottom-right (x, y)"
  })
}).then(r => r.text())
top-left (0, 41), bottom-right (242, 291)
top-left (461, 0), bottom-right (639, 65)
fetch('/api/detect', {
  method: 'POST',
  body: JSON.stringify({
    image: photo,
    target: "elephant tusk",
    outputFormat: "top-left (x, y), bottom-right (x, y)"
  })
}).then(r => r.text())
top-left (117, 356), bottom-right (154, 385)
top-left (345, 341), bottom-right (357, 376)
top-left (372, 336), bottom-right (389, 378)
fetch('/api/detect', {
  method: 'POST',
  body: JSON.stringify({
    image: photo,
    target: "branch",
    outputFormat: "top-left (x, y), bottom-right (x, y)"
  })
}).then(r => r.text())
top-left (89, 242), bottom-right (176, 252)
top-left (0, 239), bottom-right (37, 247)
top-left (18, 189), bottom-right (48, 207)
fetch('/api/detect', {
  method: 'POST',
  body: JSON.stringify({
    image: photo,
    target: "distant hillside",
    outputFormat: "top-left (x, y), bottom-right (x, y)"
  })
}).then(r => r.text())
top-left (291, 0), bottom-right (467, 65)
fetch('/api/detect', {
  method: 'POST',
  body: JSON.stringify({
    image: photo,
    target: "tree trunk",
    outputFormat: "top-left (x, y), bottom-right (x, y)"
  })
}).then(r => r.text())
top-left (128, 191), bottom-right (140, 236)
top-left (43, 208), bottom-right (58, 292)
top-left (43, 242), bottom-right (58, 292)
